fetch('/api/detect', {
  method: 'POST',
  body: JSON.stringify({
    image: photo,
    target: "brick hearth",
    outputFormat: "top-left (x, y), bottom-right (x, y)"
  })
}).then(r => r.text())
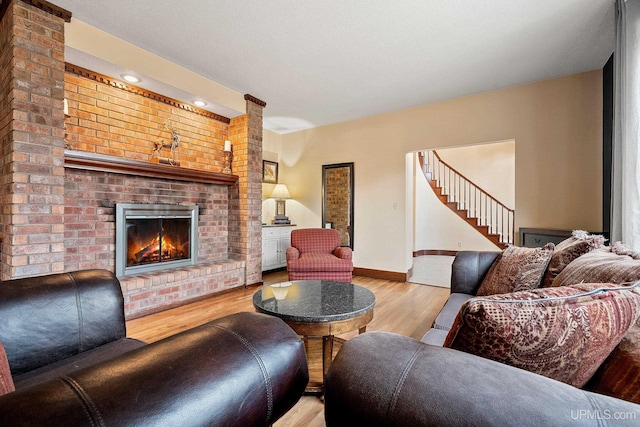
top-left (0, 0), bottom-right (264, 318)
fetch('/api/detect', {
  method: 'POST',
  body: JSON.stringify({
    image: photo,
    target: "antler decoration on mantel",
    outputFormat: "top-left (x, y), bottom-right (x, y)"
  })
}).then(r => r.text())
top-left (152, 119), bottom-right (180, 166)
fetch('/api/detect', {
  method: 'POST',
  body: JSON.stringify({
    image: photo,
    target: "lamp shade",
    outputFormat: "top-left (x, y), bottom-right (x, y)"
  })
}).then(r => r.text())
top-left (271, 184), bottom-right (291, 200)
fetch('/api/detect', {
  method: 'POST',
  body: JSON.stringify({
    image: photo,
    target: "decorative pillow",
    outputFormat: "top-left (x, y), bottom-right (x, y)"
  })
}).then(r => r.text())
top-left (585, 323), bottom-right (640, 403)
top-left (0, 341), bottom-right (14, 396)
top-left (611, 241), bottom-right (640, 260)
top-left (541, 230), bottom-right (607, 288)
top-left (476, 243), bottom-right (554, 296)
top-left (552, 247), bottom-right (640, 288)
top-left (443, 282), bottom-right (640, 387)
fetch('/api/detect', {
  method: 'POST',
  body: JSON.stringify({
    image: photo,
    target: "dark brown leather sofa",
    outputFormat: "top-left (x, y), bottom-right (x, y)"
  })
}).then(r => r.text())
top-left (324, 332), bottom-right (640, 426)
top-left (0, 269), bottom-right (308, 426)
top-left (324, 251), bottom-right (640, 426)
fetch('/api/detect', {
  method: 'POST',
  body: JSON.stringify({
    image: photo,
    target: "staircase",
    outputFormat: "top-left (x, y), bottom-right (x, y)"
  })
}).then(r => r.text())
top-left (419, 150), bottom-right (514, 249)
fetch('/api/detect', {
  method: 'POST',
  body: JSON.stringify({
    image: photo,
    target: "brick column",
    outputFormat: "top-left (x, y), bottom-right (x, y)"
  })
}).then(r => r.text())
top-left (0, 0), bottom-right (70, 279)
top-left (229, 95), bottom-right (265, 285)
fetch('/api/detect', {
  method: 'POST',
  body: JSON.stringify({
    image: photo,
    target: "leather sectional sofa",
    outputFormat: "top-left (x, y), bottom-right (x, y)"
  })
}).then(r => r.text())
top-left (325, 331), bottom-right (640, 426)
top-left (0, 269), bottom-right (308, 426)
top-left (325, 248), bottom-right (640, 426)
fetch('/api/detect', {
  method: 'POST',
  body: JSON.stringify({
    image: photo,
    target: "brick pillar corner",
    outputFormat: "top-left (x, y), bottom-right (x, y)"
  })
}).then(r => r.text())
top-left (228, 95), bottom-right (265, 285)
top-left (0, 0), bottom-right (70, 279)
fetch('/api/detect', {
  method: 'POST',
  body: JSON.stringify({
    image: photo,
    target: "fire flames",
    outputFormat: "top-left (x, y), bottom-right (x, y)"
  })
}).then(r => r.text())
top-left (128, 234), bottom-right (187, 266)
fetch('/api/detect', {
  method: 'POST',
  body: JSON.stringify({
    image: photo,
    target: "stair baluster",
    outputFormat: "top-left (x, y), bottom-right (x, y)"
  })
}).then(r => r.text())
top-left (419, 150), bottom-right (514, 248)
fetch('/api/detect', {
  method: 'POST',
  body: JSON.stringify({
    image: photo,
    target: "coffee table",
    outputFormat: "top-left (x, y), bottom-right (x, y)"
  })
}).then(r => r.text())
top-left (252, 280), bottom-right (375, 393)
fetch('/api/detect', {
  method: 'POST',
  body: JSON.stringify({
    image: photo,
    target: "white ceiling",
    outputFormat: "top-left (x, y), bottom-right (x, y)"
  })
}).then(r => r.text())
top-left (49, 0), bottom-right (615, 134)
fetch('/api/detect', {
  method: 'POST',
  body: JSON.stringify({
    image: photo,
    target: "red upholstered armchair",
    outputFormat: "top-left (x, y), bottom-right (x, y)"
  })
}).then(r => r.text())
top-left (286, 228), bottom-right (353, 282)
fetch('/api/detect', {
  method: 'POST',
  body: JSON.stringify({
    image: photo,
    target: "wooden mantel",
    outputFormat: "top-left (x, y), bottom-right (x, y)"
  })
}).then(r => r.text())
top-left (64, 150), bottom-right (238, 185)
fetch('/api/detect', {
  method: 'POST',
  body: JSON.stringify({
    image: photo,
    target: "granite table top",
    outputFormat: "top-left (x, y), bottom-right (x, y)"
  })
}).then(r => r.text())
top-left (252, 280), bottom-right (376, 323)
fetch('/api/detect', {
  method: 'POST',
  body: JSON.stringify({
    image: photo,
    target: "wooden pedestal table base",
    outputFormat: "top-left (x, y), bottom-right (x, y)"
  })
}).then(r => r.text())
top-left (287, 310), bottom-right (373, 393)
top-left (252, 280), bottom-right (376, 395)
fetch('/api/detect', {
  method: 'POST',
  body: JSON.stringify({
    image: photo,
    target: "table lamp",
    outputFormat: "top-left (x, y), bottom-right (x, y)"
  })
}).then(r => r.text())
top-left (271, 183), bottom-right (291, 224)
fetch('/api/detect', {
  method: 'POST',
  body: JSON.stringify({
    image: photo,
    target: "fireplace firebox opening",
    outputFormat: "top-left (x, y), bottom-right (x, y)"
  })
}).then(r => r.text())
top-left (116, 203), bottom-right (199, 276)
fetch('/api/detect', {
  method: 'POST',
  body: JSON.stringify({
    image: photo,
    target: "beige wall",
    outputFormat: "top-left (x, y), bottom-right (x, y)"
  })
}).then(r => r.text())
top-left (277, 71), bottom-right (603, 274)
top-left (262, 129), bottom-right (283, 224)
top-left (436, 140), bottom-right (516, 208)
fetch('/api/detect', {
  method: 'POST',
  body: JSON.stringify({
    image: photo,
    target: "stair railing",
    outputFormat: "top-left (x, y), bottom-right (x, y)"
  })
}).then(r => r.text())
top-left (419, 150), bottom-right (515, 246)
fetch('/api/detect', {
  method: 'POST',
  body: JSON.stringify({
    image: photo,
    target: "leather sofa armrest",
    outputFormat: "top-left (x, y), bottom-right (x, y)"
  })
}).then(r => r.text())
top-left (0, 312), bottom-right (309, 427)
top-left (324, 332), bottom-right (640, 427)
top-left (0, 269), bottom-right (127, 376)
top-left (333, 247), bottom-right (352, 261)
top-left (286, 247), bottom-right (300, 260)
top-left (450, 250), bottom-right (500, 295)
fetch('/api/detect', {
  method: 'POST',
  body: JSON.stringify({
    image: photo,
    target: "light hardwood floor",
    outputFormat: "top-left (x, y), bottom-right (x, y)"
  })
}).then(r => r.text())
top-left (126, 271), bottom-right (450, 427)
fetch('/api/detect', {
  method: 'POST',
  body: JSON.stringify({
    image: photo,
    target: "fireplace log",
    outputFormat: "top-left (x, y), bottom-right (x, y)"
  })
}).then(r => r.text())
top-left (135, 242), bottom-right (159, 261)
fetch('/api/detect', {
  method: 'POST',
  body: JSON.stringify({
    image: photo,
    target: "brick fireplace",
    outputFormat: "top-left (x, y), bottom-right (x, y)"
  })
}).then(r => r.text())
top-left (0, 0), bottom-right (265, 318)
top-left (63, 161), bottom-right (247, 316)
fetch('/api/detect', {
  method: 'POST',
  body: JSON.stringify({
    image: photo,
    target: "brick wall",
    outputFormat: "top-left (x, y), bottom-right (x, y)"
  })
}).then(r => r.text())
top-left (64, 72), bottom-right (229, 170)
top-left (228, 115), bottom-right (247, 264)
top-left (0, 0), bottom-right (66, 280)
top-left (63, 167), bottom-right (244, 318)
top-left (229, 96), bottom-right (264, 285)
top-left (1, 0), bottom-right (264, 316)
top-left (64, 170), bottom-right (230, 272)
top-left (61, 71), bottom-right (254, 317)
top-left (325, 167), bottom-right (351, 246)
top-left (245, 98), bottom-right (265, 284)
top-left (0, 4), bottom-right (13, 277)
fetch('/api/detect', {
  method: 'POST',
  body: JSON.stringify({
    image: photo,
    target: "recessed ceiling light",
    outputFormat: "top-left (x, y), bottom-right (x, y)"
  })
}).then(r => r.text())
top-left (193, 100), bottom-right (207, 107)
top-left (120, 74), bottom-right (141, 83)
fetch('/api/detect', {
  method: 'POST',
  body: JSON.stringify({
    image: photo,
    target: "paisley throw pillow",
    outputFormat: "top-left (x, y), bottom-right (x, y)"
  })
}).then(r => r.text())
top-left (444, 282), bottom-right (640, 387)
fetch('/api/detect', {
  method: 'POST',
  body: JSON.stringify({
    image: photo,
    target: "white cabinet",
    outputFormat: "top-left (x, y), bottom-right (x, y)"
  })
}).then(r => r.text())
top-left (262, 225), bottom-right (295, 271)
